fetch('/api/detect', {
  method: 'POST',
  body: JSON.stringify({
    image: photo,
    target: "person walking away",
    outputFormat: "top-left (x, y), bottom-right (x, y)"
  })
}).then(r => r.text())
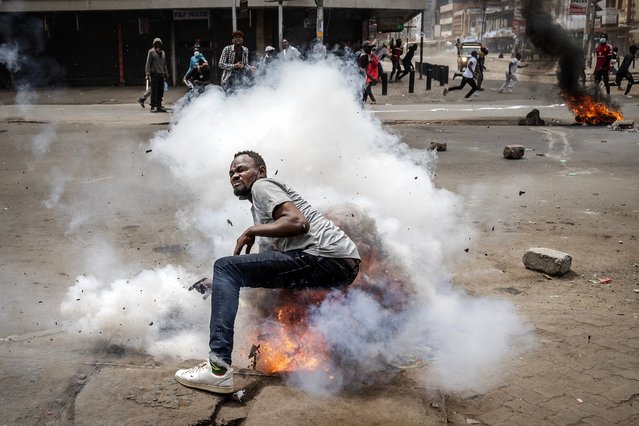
top-left (396, 44), bottom-right (417, 81)
top-left (615, 44), bottom-right (637, 99)
top-left (498, 53), bottom-right (527, 93)
top-left (443, 50), bottom-right (479, 100)
top-left (389, 39), bottom-right (403, 81)
top-left (594, 33), bottom-right (613, 101)
top-left (145, 38), bottom-right (169, 112)
top-left (358, 42), bottom-right (379, 104)
top-left (219, 31), bottom-right (253, 94)
top-left (280, 38), bottom-right (301, 60)
top-left (174, 150), bottom-right (360, 394)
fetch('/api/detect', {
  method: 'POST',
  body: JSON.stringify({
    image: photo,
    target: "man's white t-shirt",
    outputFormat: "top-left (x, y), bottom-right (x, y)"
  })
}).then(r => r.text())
top-left (509, 58), bottom-right (520, 75)
top-left (250, 178), bottom-right (360, 259)
top-left (463, 56), bottom-right (477, 78)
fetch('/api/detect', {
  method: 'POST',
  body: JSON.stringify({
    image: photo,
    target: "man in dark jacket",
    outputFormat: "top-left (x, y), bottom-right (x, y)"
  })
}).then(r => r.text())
top-left (145, 38), bottom-right (169, 112)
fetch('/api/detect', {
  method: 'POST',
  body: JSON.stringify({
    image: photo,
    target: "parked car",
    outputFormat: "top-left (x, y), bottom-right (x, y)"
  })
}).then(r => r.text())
top-left (457, 42), bottom-right (482, 71)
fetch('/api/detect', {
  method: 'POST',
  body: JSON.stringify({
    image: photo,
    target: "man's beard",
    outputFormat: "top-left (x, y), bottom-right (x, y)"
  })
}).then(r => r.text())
top-left (233, 187), bottom-right (251, 199)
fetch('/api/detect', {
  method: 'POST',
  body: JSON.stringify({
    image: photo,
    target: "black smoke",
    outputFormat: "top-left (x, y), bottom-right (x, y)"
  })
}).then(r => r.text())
top-left (521, 0), bottom-right (585, 96)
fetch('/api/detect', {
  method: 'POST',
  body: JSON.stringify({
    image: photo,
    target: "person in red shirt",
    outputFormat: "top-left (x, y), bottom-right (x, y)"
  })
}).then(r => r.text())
top-left (358, 41), bottom-right (379, 104)
top-left (594, 33), bottom-right (613, 99)
top-left (389, 39), bottom-right (403, 81)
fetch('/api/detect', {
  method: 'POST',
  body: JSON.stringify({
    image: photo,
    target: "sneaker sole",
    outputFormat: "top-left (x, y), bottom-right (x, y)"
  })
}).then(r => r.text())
top-left (175, 375), bottom-right (234, 394)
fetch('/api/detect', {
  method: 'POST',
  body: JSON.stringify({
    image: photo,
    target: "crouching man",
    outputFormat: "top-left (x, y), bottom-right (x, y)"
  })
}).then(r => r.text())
top-left (175, 150), bottom-right (360, 393)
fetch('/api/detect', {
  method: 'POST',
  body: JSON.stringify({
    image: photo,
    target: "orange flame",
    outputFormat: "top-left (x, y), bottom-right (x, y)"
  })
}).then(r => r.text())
top-left (253, 291), bottom-right (330, 374)
top-left (562, 92), bottom-right (623, 125)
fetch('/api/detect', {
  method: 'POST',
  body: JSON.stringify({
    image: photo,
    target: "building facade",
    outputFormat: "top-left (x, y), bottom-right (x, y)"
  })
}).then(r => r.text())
top-left (0, 0), bottom-right (425, 87)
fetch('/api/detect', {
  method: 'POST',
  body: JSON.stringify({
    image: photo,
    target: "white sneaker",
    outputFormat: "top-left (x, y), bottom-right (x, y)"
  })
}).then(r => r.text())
top-left (175, 361), bottom-right (234, 393)
top-left (473, 92), bottom-right (480, 97)
top-left (507, 88), bottom-right (513, 93)
top-left (625, 94), bottom-right (633, 99)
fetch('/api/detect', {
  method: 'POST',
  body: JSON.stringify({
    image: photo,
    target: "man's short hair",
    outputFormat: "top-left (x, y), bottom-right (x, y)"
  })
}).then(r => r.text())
top-left (234, 150), bottom-right (266, 169)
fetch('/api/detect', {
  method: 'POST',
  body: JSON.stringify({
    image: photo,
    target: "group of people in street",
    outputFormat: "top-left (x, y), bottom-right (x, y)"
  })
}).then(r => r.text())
top-left (137, 31), bottom-right (637, 110)
top-left (594, 33), bottom-right (636, 100)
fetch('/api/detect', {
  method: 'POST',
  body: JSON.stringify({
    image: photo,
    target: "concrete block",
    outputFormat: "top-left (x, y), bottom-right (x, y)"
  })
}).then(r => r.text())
top-left (522, 247), bottom-right (572, 276)
top-left (429, 141), bottom-right (447, 151)
top-left (612, 120), bottom-right (634, 130)
top-left (503, 145), bottom-right (525, 159)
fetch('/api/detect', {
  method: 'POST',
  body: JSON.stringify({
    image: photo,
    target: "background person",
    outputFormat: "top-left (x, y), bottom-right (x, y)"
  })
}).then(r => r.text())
top-left (219, 31), bottom-right (252, 94)
top-left (615, 44), bottom-right (637, 99)
top-left (145, 37), bottom-right (169, 112)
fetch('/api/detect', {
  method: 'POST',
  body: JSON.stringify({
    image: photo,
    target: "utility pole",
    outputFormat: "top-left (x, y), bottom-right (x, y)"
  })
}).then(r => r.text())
top-left (316, 0), bottom-right (324, 42)
top-left (419, 9), bottom-right (425, 79)
top-left (586, 0), bottom-right (596, 69)
top-left (231, 0), bottom-right (237, 31)
top-left (278, 0), bottom-right (284, 50)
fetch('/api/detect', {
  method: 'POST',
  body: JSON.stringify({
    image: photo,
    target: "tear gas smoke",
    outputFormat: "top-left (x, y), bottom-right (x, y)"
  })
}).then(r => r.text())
top-left (0, 15), bottom-right (65, 110)
top-left (60, 55), bottom-right (533, 393)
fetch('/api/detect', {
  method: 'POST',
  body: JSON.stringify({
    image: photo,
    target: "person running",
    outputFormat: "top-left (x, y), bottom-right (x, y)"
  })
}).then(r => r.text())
top-left (174, 150), bottom-right (360, 394)
top-left (280, 38), bottom-right (301, 60)
top-left (389, 39), bottom-right (403, 81)
top-left (396, 44), bottom-right (417, 81)
top-left (498, 53), bottom-right (527, 93)
top-left (615, 44), bottom-right (637, 99)
top-left (443, 50), bottom-right (479, 100)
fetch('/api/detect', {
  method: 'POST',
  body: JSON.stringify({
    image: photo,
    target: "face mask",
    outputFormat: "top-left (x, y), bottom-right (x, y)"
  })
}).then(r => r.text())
top-left (600, 38), bottom-right (606, 44)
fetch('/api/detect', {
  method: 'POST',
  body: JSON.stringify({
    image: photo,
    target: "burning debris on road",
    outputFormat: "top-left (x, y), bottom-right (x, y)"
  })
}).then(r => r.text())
top-left (521, 0), bottom-right (623, 126)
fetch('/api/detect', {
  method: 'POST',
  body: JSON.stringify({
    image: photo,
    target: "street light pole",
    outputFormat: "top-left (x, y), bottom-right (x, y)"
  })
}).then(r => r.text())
top-left (419, 9), bottom-right (425, 79)
top-left (316, 0), bottom-right (324, 42)
top-left (278, 0), bottom-right (283, 50)
top-left (231, 0), bottom-right (237, 31)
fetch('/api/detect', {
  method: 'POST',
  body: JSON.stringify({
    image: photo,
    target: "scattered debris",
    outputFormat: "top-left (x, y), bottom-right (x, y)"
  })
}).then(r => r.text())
top-left (233, 389), bottom-right (246, 403)
top-left (543, 274), bottom-right (553, 280)
top-left (145, 149), bottom-right (152, 153)
top-left (633, 289), bottom-right (639, 293)
top-left (598, 277), bottom-right (612, 284)
top-left (519, 108), bottom-right (545, 126)
top-left (428, 141), bottom-right (447, 151)
top-left (611, 120), bottom-right (635, 130)
top-left (519, 191), bottom-right (526, 196)
top-left (577, 398), bottom-right (583, 403)
top-left (466, 419), bottom-right (481, 425)
top-left (522, 247), bottom-right (572, 276)
top-left (188, 277), bottom-right (212, 299)
top-left (536, 153), bottom-right (546, 156)
top-left (503, 145), bottom-right (525, 159)
top-left (497, 287), bottom-right (522, 295)
top-left (227, 219), bottom-right (233, 226)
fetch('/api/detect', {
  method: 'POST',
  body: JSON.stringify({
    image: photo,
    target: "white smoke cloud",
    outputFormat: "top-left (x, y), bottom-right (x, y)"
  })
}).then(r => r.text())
top-left (32, 125), bottom-right (56, 158)
top-left (60, 265), bottom-right (207, 360)
top-left (59, 56), bottom-right (533, 392)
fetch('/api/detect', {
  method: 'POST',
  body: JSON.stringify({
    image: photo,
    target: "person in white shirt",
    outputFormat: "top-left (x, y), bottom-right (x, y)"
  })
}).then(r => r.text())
top-left (443, 50), bottom-right (479, 99)
top-left (499, 53), bottom-right (527, 93)
top-left (280, 38), bottom-right (301, 60)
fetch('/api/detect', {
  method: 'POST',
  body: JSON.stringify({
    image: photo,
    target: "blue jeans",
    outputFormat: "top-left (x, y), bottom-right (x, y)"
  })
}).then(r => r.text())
top-left (208, 250), bottom-right (359, 365)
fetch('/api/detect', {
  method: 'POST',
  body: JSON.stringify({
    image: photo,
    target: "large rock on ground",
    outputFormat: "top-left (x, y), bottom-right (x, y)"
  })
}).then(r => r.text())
top-left (503, 145), bottom-right (525, 159)
top-left (522, 247), bottom-right (572, 276)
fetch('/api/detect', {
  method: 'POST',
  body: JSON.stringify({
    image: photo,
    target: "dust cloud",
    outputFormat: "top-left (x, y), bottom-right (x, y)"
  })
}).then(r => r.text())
top-left (58, 55), bottom-right (533, 393)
